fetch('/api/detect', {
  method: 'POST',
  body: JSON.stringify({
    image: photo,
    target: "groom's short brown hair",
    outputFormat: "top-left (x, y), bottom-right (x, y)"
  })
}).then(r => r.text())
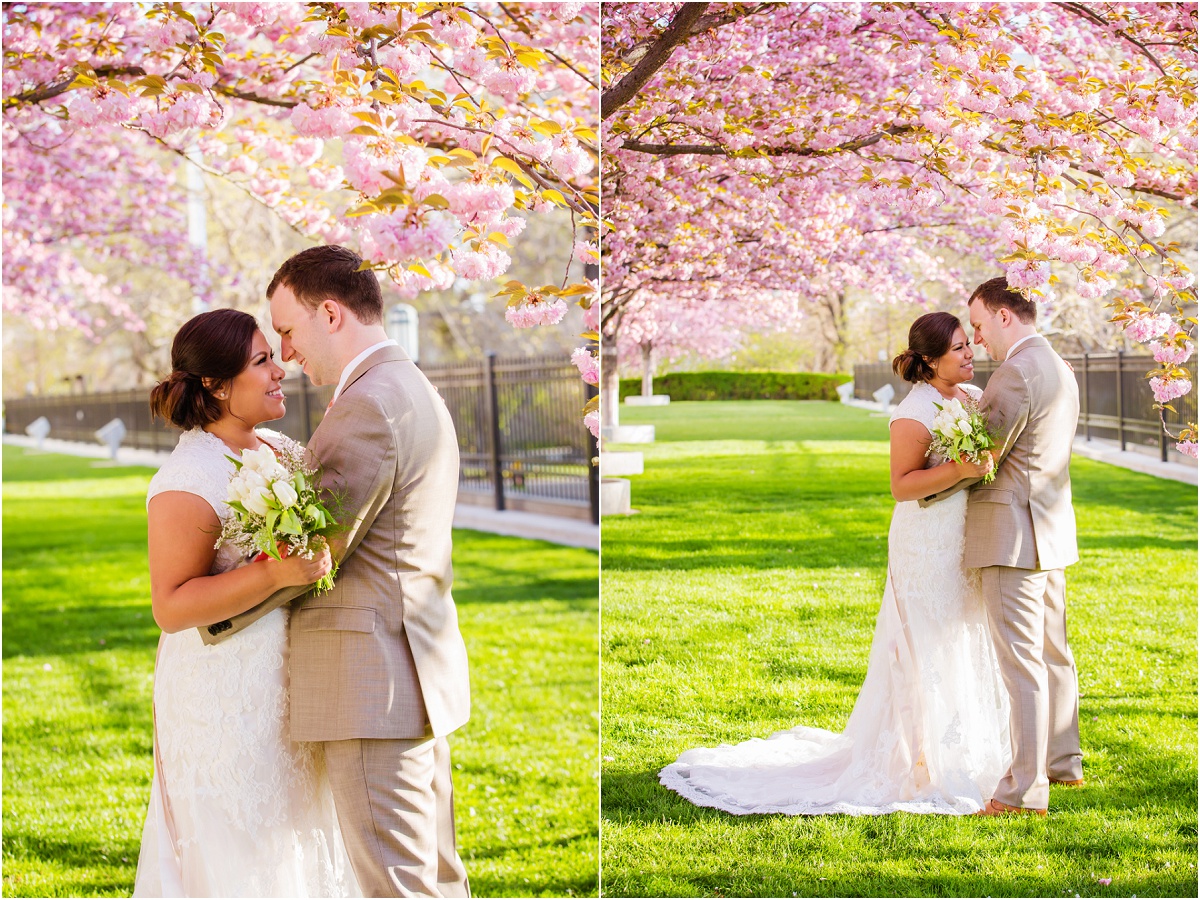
top-left (267, 245), bottom-right (384, 325)
top-left (969, 276), bottom-right (1038, 324)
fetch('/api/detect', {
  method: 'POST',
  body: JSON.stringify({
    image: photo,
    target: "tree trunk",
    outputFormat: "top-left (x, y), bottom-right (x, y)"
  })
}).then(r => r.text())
top-left (640, 342), bottom-right (655, 396)
top-left (600, 328), bottom-right (620, 432)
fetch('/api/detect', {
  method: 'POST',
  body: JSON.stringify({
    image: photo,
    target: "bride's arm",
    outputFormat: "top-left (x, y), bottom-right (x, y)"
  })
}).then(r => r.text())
top-left (148, 491), bottom-right (331, 634)
top-left (889, 418), bottom-right (993, 502)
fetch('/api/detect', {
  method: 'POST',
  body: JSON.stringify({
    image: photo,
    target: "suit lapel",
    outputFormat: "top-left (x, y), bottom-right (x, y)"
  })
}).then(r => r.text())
top-left (1006, 334), bottom-right (1049, 361)
top-left (340, 345), bottom-right (410, 398)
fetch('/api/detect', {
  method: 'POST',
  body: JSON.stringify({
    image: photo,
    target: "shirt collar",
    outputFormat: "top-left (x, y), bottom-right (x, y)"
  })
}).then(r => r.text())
top-left (1005, 333), bottom-right (1039, 361)
top-left (332, 339), bottom-right (398, 404)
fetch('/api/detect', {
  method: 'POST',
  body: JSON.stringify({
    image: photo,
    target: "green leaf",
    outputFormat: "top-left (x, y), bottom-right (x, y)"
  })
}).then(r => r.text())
top-left (279, 508), bottom-right (302, 536)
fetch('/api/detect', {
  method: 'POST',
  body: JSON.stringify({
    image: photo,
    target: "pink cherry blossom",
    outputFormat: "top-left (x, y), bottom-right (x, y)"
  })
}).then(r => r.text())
top-left (571, 347), bottom-right (599, 385)
top-left (1150, 376), bottom-right (1192, 403)
top-left (505, 294), bottom-right (568, 328)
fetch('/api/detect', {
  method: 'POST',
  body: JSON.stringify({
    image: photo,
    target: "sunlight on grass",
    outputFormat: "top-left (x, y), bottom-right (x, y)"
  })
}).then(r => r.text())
top-left (604, 401), bottom-right (1197, 899)
top-left (2, 446), bottom-right (598, 898)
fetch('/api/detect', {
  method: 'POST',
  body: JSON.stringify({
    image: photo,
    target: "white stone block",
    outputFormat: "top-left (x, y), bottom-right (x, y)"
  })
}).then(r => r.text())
top-left (95, 418), bottom-right (126, 461)
top-left (600, 477), bottom-right (633, 515)
top-left (602, 424), bottom-right (655, 443)
top-left (601, 451), bottom-right (644, 476)
top-left (625, 395), bottom-right (670, 406)
top-left (25, 416), bottom-right (50, 449)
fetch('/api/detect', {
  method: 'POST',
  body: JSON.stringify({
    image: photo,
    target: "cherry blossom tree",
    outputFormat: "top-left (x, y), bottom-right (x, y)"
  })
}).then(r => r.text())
top-left (601, 1), bottom-right (1197, 452)
top-left (3, 1), bottom-right (600, 430)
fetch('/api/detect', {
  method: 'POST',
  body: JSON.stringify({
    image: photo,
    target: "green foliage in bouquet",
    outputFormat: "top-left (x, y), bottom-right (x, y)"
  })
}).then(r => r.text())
top-left (219, 444), bottom-right (344, 593)
top-left (929, 398), bottom-right (998, 483)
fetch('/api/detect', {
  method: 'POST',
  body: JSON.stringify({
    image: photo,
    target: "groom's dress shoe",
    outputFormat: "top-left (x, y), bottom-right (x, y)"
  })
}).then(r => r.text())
top-left (975, 798), bottom-right (1047, 817)
top-left (1049, 777), bottom-right (1084, 786)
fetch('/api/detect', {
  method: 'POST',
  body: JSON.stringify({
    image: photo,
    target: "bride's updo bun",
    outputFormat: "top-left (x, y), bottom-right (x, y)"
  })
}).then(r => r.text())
top-left (149, 309), bottom-right (259, 430)
top-left (891, 311), bottom-right (964, 384)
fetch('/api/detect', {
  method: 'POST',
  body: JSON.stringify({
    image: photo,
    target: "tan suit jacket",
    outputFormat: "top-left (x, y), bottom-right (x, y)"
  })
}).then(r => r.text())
top-left (963, 336), bottom-right (1079, 571)
top-left (201, 346), bottom-right (471, 742)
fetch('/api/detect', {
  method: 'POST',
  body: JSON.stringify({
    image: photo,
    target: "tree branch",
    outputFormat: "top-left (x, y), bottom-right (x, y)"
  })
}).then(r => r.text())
top-left (5, 65), bottom-right (146, 108)
top-left (619, 125), bottom-right (917, 157)
top-left (601, 2), bottom-right (711, 120)
top-left (211, 84), bottom-right (298, 108)
top-left (1054, 2), bottom-right (1168, 76)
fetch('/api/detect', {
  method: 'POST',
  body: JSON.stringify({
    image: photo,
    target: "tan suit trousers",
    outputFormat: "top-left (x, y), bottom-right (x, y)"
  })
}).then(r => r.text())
top-left (325, 736), bottom-right (470, 898)
top-left (981, 565), bottom-right (1083, 810)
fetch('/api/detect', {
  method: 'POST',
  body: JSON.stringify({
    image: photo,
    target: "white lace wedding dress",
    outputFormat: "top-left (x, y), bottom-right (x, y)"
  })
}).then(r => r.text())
top-left (133, 427), bottom-right (359, 897)
top-left (659, 383), bottom-right (1011, 815)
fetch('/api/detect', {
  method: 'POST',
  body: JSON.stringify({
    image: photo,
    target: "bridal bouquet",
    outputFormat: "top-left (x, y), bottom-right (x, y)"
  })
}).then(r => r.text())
top-left (928, 398), bottom-right (997, 484)
top-left (218, 444), bottom-right (342, 593)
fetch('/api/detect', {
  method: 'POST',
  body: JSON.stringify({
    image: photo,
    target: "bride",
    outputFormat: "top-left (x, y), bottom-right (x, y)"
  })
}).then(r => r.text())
top-left (134, 308), bottom-right (358, 896)
top-left (660, 311), bottom-right (1011, 816)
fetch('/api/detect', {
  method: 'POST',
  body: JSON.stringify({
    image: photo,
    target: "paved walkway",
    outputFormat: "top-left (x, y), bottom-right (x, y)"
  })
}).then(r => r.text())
top-left (3, 435), bottom-right (600, 550)
top-left (842, 400), bottom-right (1197, 486)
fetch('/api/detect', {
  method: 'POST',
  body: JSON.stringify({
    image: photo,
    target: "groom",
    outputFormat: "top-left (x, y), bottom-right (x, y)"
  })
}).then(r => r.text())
top-left (202, 244), bottom-right (471, 896)
top-left (964, 276), bottom-right (1084, 817)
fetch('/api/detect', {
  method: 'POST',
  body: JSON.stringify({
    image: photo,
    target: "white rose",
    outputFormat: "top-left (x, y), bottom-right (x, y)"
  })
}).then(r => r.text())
top-left (272, 479), bottom-right (299, 508)
top-left (243, 487), bottom-right (272, 516)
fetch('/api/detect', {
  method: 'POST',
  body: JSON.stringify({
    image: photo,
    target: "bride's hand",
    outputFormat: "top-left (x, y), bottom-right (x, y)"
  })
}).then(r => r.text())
top-left (953, 453), bottom-right (994, 480)
top-left (265, 542), bottom-right (333, 588)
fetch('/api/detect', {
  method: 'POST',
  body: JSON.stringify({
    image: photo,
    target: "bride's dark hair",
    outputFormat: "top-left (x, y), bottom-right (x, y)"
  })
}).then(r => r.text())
top-left (149, 309), bottom-right (259, 430)
top-left (892, 311), bottom-right (965, 384)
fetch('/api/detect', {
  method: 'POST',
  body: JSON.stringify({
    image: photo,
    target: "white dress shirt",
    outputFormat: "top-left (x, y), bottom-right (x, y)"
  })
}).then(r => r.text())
top-left (331, 339), bottom-right (398, 405)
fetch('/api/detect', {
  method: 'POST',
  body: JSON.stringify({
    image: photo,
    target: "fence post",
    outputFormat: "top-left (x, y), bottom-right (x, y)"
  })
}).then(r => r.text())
top-left (1081, 353), bottom-right (1091, 442)
top-left (586, 381), bottom-right (599, 524)
top-left (1115, 350), bottom-right (1125, 451)
top-left (485, 352), bottom-right (505, 511)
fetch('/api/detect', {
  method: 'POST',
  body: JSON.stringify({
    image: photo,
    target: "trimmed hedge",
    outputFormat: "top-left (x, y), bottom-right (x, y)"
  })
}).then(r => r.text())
top-left (617, 371), bottom-right (852, 401)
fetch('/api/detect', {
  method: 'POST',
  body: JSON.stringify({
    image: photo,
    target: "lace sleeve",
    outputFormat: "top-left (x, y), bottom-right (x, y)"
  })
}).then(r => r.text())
top-left (146, 429), bottom-right (236, 520)
top-left (889, 383), bottom-right (936, 435)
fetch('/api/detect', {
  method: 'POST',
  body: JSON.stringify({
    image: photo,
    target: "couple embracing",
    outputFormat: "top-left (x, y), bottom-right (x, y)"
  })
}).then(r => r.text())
top-left (135, 245), bottom-right (470, 896)
top-left (662, 276), bottom-right (1084, 818)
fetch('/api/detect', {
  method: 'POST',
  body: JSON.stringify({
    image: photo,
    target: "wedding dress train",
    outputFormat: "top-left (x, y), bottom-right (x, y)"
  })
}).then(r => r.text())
top-left (660, 383), bottom-right (1011, 815)
top-left (133, 427), bottom-right (358, 897)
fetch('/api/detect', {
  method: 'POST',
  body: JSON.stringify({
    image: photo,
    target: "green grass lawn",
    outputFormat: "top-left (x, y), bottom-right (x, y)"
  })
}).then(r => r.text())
top-left (603, 400), bottom-right (1197, 898)
top-left (2, 446), bottom-right (599, 898)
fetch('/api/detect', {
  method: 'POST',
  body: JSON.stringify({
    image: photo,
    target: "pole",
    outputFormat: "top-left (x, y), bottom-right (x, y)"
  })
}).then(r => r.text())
top-left (586, 381), bottom-right (599, 524)
top-left (485, 352), bottom-right (505, 511)
top-left (1115, 350), bottom-right (1125, 451)
top-left (1082, 353), bottom-right (1091, 442)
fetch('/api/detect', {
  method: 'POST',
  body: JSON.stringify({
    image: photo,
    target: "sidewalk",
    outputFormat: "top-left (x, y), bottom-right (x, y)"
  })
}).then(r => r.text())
top-left (841, 401), bottom-right (1197, 486)
top-left (2, 435), bottom-right (600, 550)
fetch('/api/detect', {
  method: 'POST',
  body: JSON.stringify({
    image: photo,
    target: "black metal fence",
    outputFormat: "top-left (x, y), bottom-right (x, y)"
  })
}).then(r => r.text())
top-left (854, 351), bottom-right (1199, 462)
top-left (3, 353), bottom-right (599, 521)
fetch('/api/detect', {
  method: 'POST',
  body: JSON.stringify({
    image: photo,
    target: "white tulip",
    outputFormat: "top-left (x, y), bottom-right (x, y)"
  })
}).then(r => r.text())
top-left (272, 479), bottom-right (299, 508)
top-left (242, 469), bottom-right (267, 492)
top-left (243, 487), bottom-right (271, 517)
top-left (227, 477), bottom-right (245, 503)
top-left (264, 463), bottom-right (289, 483)
top-left (957, 418), bottom-right (973, 435)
